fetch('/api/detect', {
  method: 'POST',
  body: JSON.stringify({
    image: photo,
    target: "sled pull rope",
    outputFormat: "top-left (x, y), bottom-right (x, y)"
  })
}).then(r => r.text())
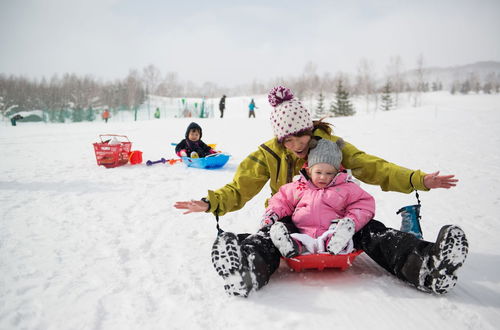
top-left (415, 190), bottom-right (423, 237)
top-left (410, 172), bottom-right (421, 206)
top-left (214, 211), bottom-right (224, 236)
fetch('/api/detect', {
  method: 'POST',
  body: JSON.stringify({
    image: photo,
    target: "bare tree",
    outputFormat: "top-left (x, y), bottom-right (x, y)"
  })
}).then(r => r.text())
top-left (412, 54), bottom-right (426, 107)
top-left (200, 81), bottom-right (219, 98)
top-left (386, 56), bottom-right (404, 107)
top-left (124, 69), bottom-right (145, 109)
top-left (157, 71), bottom-right (182, 97)
top-left (142, 64), bottom-right (162, 95)
top-left (250, 79), bottom-right (267, 95)
top-left (301, 61), bottom-right (320, 110)
top-left (0, 74), bottom-right (20, 118)
top-left (141, 64), bottom-right (162, 118)
top-left (483, 72), bottom-right (498, 94)
top-left (355, 58), bottom-right (376, 113)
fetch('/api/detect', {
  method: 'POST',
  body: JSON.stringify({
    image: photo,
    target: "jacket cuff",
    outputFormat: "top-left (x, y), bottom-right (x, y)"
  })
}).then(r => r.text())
top-left (410, 170), bottom-right (430, 191)
top-left (206, 190), bottom-right (219, 213)
top-left (200, 197), bottom-right (211, 212)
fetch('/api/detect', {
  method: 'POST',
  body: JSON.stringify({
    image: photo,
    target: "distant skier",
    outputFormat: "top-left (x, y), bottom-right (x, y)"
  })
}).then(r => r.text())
top-left (219, 95), bottom-right (226, 118)
top-left (154, 107), bottom-right (160, 119)
top-left (248, 99), bottom-right (257, 118)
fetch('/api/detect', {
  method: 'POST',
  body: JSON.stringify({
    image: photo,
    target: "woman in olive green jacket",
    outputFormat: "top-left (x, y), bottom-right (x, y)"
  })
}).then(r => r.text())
top-left (175, 86), bottom-right (468, 298)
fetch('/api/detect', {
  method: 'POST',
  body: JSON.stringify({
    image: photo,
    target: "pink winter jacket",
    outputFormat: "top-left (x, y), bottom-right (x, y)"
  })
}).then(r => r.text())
top-left (266, 172), bottom-right (375, 238)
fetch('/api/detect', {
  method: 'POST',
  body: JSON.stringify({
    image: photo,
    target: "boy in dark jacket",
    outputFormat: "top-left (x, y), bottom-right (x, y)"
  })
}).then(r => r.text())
top-left (175, 122), bottom-right (216, 158)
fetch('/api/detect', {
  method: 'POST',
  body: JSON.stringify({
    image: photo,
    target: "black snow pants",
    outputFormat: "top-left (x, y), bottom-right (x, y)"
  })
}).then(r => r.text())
top-left (236, 219), bottom-right (434, 290)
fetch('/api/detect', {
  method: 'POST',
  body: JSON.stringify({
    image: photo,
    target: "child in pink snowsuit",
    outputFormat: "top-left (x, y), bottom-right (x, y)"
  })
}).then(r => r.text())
top-left (262, 138), bottom-right (375, 258)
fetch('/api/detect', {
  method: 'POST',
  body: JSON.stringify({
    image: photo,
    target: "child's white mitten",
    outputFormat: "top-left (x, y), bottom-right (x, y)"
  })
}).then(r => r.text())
top-left (327, 218), bottom-right (356, 255)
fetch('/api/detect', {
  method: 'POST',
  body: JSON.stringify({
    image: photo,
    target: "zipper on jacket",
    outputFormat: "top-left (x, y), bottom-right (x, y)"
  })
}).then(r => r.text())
top-left (260, 144), bottom-right (281, 183)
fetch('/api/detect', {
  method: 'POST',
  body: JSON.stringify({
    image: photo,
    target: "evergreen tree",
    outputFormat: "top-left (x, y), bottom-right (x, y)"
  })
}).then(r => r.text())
top-left (330, 79), bottom-right (355, 117)
top-left (450, 80), bottom-right (460, 95)
top-left (474, 81), bottom-right (481, 94)
top-left (71, 107), bottom-right (84, 122)
top-left (483, 82), bottom-right (493, 94)
top-left (380, 81), bottom-right (394, 111)
top-left (85, 106), bottom-right (96, 121)
top-left (57, 109), bottom-right (66, 123)
top-left (460, 80), bottom-right (471, 94)
top-left (315, 92), bottom-right (326, 118)
top-left (423, 82), bottom-right (430, 92)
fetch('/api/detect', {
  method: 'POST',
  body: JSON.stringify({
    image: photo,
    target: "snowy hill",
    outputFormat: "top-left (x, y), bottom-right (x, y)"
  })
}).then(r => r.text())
top-left (404, 61), bottom-right (500, 87)
top-left (1, 92), bottom-right (500, 329)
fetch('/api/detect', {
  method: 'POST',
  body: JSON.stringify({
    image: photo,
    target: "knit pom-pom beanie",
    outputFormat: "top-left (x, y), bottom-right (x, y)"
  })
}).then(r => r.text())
top-left (268, 86), bottom-right (313, 141)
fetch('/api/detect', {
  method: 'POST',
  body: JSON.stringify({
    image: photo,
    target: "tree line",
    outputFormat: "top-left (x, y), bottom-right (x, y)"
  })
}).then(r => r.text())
top-left (0, 71), bottom-right (146, 122)
top-left (2, 57), bottom-right (499, 121)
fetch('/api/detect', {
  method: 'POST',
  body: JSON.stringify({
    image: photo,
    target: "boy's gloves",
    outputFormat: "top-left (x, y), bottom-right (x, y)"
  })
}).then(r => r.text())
top-left (326, 218), bottom-right (356, 255)
top-left (260, 210), bottom-right (279, 228)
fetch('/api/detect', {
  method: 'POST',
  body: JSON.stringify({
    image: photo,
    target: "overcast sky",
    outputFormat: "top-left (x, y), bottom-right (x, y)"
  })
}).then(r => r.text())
top-left (1, 0), bottom-right (499, 86)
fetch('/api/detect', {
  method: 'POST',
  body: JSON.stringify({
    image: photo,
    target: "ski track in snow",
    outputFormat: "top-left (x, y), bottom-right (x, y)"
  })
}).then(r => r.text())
top-left (1, 92), bottom-right (500, 329)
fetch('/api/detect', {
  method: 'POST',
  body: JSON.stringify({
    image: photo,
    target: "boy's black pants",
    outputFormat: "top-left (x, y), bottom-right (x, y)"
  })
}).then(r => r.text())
top-left (233, 218), bottom-right (433, 290)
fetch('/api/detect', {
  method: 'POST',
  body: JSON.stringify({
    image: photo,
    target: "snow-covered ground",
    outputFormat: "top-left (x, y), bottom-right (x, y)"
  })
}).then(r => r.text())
top-left (1, 92), bottom-right (500, 329)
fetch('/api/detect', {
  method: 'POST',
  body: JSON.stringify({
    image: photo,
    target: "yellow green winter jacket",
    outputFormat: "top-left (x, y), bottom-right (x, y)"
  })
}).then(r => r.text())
top-left (206, 128), bottom-right (428, 216)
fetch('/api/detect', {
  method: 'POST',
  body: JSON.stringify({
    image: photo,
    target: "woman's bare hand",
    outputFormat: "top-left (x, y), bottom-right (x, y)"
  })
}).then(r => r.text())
top-left (423, 171), bottom-right (458, 189)
top-left (174, 200), bottom-right (209, 214)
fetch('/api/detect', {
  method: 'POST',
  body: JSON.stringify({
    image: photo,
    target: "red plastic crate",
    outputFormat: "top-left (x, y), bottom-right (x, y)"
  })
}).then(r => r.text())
top-left (93, 134), bottom-right (132, 168)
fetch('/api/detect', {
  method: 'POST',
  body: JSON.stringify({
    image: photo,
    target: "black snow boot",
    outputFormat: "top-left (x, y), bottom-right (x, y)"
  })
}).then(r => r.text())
top-left (211, 232), bottom-right (253, 297)
top-left (211, 229), bottom-right (281, 297)
top-left (402, 225), bottom-right (469, 294)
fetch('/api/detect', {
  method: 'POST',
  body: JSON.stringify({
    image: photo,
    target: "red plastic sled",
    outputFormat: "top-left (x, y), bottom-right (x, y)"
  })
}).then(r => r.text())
top-left (283, 250), bottom-right (364, 272)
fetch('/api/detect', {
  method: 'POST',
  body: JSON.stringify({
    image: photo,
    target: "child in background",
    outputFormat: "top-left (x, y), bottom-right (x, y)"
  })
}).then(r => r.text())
top-left (262, 138), bottom-right (375, 258)
top-left (102, 109), bottom-right (110, 123)
top-left (175, 122), bottom-right (216, 158)
top-left (248, 99), bottom-right (257, 118)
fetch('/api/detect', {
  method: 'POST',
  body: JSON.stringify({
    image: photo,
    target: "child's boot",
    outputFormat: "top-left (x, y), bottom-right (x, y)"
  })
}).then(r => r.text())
top-left (269, 222), bottom-right (300, 258)
top-left (326, 218), bottom-right (355, 254)
top-left (402, 225), bottom-right (469, 294)
top-left (211, 232), bottom-right (253, 297)
top-left (190, 151), bottom-right (199, 158)
top-left (397, 204), bottom-right (423, 239)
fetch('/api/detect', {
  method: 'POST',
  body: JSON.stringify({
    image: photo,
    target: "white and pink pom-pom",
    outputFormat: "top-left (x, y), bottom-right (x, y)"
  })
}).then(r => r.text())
top-left (268, 86), bottom-right (294, 107)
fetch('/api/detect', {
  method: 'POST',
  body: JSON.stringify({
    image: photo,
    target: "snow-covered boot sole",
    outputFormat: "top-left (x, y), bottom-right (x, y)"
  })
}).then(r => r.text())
top-left (270, 222), bottom-right (299, 258)
top-left (211, 232), bottom-right (252, 297)
top-left (422, 225), bottom-right (469, 294)
top-left (327, 218), bottom-right (355, 255)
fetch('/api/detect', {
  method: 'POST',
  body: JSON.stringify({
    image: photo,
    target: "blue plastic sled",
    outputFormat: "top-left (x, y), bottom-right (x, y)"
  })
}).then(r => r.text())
top-left (181, 153), bottom-right (230, 169)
